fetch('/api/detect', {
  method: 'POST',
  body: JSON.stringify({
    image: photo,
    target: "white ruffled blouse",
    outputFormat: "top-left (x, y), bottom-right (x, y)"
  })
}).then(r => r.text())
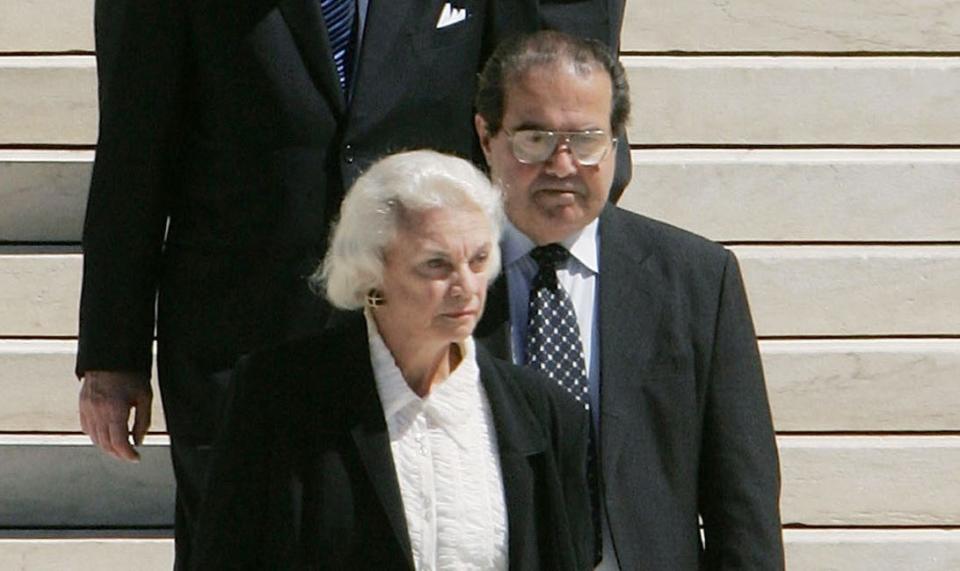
top-left (366, 314), bottom-right (508, 571)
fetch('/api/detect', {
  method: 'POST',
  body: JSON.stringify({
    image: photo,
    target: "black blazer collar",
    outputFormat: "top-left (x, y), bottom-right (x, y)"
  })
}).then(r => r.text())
top-left (336, 314), bottom-right (548, 570)
top-left (476, 346), bottom-right (548, 571)
top-left (476, 345), bottom-right (546, 456)
top-left (335, 313), bottom-right (415, 569)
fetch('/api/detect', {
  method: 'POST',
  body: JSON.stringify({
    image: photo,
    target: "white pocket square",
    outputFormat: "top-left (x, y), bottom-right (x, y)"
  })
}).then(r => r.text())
top-left (436, 2), bottom-right (467, 29)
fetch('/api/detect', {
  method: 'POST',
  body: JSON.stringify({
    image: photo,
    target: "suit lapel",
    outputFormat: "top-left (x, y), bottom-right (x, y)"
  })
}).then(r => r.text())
top-left (338, 315), bottom-right (414, 568)
top-left (278, 0), bottom-right (347, 115)
top-left (597, 206), bottom-right (662, 475)
top-left (338, 322), bottom-right (547, 570)
top-left (346, 0), bottom-right (418, 122)
top-left (477, 349), bottom-right (546, 571)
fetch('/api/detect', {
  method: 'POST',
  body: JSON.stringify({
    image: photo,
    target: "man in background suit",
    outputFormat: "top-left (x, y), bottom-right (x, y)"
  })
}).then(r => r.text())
top-left (76, 1), bottom-right (624, 567)
top-left (474, 31), bottom-right (785, 569)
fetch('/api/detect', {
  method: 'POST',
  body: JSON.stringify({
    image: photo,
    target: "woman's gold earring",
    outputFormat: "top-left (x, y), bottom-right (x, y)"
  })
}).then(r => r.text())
top-left (365, 290), bottom-right (385, 308)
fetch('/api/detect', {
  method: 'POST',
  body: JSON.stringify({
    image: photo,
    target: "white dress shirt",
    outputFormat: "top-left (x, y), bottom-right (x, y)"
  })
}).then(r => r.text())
top-left (366, 313), bottom-right (508, 571)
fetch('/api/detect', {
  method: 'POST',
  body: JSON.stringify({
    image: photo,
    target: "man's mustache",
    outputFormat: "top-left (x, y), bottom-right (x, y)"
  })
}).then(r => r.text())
top-left (531, 178), bottom-right (587, 195)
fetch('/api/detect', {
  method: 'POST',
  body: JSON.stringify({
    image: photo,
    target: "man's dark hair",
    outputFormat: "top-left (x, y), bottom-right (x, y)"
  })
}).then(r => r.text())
top-left (475, 30), bottom-right (630, 136)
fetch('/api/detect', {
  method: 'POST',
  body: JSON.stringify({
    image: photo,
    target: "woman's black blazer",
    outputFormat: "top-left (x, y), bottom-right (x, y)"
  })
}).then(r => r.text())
top-left (191, 312), bottom-right (593, 570)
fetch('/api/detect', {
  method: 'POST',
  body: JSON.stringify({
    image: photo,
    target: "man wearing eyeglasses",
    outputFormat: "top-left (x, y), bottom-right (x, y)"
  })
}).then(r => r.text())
top-left (475, 31), bottom-right (785, 570)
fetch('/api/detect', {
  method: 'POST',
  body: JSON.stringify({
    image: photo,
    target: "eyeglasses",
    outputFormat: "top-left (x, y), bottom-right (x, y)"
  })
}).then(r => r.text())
top-left (505, 129), bottom-right (617, 166)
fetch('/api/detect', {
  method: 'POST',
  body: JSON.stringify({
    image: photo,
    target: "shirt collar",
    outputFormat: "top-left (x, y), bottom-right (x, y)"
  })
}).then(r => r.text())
top-left (365, 311), bottom-right (482, 445)
top-left (502, 218), bottom-right (600, 274)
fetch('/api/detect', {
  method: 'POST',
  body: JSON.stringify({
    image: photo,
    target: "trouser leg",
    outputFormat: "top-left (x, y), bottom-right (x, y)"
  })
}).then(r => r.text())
top-left (170, 438), bottom-right (213, 571)
top-left (158, 353), bottom-right (234, 571)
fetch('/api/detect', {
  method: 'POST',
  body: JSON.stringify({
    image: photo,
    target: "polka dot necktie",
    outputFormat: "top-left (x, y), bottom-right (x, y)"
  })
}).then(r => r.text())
top-left (320, 0), bottom-right (356, 93)
top-left (525, 244), bottom-right (590, 406)
top-left (525, 243), bottom-right (603, 564)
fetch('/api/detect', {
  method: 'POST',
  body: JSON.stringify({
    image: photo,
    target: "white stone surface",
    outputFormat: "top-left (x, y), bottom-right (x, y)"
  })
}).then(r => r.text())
top-left (9, 0), bottom-right (959, 55)
top-left (779, 436), bottom-right (960, 525)
top-left (623, 0), bottom-right (960, 52)
top-left (623, 149), bottom-right (960, 242)
top-left (4, 434), bottom-right (959, 527)
top-left (784, 530), bottom-right (960, 571)
top-left (624, 57), bottom-right (960, 144)
top-left (0, 0), bottom-right (94, 52)
top-left (0, 150), bottom-right (93, 242)
top-left (734, 245), bottom-right (960, 336)
top-left (6, 56), bottom-right (960, 146)
top-left (0, 539), bottom-right (174, 571)
top-left (2, 531), bottom-right (958, 571)
top-left (0, 57), bottom-right (97, 145)
top-left (0, 436), bottom-right (174, 526)
top-left (5, 246), bottom-right (960, 336)
top-left (762, 339), bottom-right (960, 431)
top-left (0, 340), bottom-right (165, 432)
top-left (6, 149), bottom-right (960, 243)
top-left (5, 337), bottom-right (958, 434)
top-left (0, 252), bottom-right (80, 336)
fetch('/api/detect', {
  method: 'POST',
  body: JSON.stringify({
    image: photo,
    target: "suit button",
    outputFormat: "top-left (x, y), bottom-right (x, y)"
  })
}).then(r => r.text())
top-left (344, 144), bottom-right (354, 164)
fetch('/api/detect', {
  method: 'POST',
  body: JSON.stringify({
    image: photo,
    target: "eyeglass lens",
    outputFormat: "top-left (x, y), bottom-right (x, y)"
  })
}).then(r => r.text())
top-left (510, 130), bottom-right (614, 165)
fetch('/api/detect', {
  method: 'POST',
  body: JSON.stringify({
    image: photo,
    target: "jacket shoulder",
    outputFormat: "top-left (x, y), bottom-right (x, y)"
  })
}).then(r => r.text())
top-left (601, 205), bottom-right (738, 285)
top-left (232, 313), bottom-right (367, 421)
top-left (605, 205), bottom-right (729, 257)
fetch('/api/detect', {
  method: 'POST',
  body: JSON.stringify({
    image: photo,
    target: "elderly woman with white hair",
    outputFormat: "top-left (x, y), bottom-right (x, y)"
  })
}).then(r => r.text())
top-left (191, 150), bottom-right (593, 570)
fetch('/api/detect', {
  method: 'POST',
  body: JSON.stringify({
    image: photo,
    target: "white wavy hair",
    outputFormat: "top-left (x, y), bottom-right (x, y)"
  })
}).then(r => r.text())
top-left (314, 149), bottom-right (504, 309)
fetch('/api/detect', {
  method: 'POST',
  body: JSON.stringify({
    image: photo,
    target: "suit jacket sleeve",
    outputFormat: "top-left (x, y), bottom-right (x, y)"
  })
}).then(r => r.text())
top-left (699, 251), bottom-right (785, 569)
top-left (76, 0), bottom-right (190, 375)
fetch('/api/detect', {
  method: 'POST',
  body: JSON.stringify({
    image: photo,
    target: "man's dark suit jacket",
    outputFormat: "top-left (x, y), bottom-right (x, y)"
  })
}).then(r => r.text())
top-left (77, 0), bottom-right (626, 443)
top-left (477, 204), bottom-right (785, 570)
top-left (190, 312), bottom-right (593, 570)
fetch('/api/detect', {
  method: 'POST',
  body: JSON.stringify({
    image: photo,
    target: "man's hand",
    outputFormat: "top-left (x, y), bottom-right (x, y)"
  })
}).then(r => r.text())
top-left (79, 370), bottom-right (153, 462)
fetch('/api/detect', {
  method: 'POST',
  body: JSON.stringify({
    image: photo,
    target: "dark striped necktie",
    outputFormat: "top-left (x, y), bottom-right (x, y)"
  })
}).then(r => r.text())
top-left (320, 0), bottom-right (356, 93)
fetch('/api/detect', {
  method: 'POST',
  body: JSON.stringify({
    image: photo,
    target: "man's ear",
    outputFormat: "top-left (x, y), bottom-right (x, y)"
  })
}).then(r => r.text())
top-left (474, 114), bottom-right (493, 159)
